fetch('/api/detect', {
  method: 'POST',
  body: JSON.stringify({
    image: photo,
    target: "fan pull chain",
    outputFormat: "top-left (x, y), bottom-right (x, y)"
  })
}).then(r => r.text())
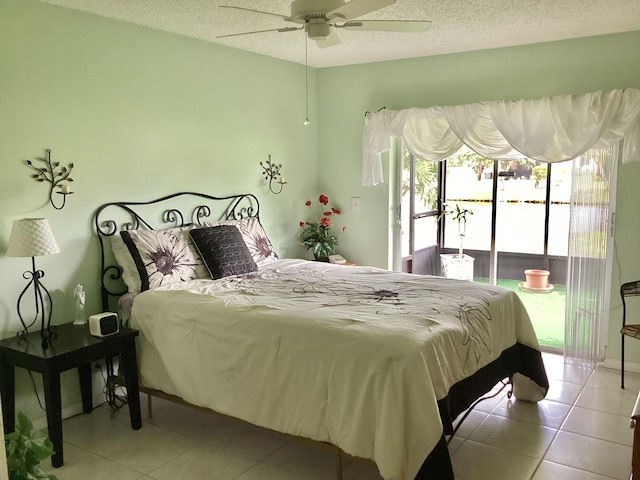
top-left (304, 34), bottom-right (310, 126)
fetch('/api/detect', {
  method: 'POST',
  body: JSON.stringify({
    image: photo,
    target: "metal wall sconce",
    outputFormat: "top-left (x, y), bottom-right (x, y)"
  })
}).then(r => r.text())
top-left (260, 154), bottom-right (286, 195)
top-left (26, 149), bottom-right (75, 210)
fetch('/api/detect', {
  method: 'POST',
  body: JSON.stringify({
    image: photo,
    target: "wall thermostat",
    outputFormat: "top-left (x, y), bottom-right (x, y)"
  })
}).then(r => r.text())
top-left (88, 312), bottom-right (119, 337)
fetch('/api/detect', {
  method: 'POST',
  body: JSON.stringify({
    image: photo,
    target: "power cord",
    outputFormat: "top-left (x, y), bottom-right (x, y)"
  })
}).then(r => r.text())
top-left (96, 356), bottom-right (128, 416)
top-left (26, 358), bottom-right (128, 419)
top-left (27, 370), bottom-right (46, 411)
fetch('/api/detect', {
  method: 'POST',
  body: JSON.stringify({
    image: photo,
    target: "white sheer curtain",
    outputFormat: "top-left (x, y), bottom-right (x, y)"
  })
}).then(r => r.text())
top-left (362, 88), bottom-right (639, 366)
top-left (564, 146), bottom-right (617, 366)
top-left (362, 88), bottom-right (640, 185)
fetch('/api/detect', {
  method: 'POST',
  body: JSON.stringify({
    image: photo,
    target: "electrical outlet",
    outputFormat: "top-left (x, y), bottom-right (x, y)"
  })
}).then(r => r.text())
top-left (351, 197), bottom-right (361, 213)
top-left (107, 374), bottom-right (123, 388)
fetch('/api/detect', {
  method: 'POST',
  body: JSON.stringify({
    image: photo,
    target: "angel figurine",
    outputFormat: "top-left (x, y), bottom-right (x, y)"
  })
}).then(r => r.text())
top-left (73, 284), bottom-right (87, 325)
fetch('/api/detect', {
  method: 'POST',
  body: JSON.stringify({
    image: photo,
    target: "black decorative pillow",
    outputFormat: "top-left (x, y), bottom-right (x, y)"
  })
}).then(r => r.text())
top-left (189, 225), bottom-right (257, 280)
top-left (111, 233), bottom-right (143, 292)
top-left (204, 217), bottom-right (278, 267)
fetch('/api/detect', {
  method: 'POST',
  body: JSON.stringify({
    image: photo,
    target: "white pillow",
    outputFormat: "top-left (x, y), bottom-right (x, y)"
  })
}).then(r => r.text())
top-left (120, 226), bottom-right (209, 291)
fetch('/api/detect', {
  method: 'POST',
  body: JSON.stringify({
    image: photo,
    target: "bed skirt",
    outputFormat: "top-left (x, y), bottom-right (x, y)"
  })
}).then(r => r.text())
top-left (139, 341), bottom-right (548, 480)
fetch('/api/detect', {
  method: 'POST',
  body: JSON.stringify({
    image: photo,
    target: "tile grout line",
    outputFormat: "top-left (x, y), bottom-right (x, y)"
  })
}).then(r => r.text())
top-left (526, 363), bottom-right (596, 479)
top-left (529, 362), bottom-right (637, 480)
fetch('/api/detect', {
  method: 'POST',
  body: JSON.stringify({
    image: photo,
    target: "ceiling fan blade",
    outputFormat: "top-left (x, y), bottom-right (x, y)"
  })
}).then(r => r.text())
top-left (219, 5), bottom-right (290, 20)
top-left (217, 26), bottom-right (301, 39)
top-left (219, 5), bottom-right (304, 25)
top-left (340, 20), bottom-right (432, 32)
top-left (327, 0), bottom-right (396, 21)
top-left (314, 30), bottom-right (341, 48)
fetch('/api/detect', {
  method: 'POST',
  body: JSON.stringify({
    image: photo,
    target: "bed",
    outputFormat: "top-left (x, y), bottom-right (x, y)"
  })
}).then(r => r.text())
top-left (94, 192), bottom-right (549, 480)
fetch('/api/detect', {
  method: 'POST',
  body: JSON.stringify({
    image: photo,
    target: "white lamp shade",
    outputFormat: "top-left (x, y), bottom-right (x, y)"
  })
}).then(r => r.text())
top-left (6, 218), bottom-right (60, 257)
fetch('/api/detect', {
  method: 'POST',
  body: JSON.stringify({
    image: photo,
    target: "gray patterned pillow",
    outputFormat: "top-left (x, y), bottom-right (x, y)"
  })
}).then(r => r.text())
top-left (121, 226), bottom-right (208, 291)
top-left (205, 217), bottom-right (278, 267)
top-left (189, 225), bottom-right (257, 279)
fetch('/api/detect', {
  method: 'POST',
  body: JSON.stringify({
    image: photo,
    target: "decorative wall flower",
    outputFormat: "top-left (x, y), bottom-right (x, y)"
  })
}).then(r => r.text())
top-left (299, 194), bottom-right (346, 261)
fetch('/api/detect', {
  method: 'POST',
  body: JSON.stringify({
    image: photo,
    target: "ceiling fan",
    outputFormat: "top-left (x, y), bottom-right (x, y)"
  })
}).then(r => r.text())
top-left (217, 0), bottom-right (432, 48)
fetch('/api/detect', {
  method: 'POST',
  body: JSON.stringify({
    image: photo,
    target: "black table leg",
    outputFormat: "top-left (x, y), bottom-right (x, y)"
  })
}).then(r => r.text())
top-left (0, 356), bottom-right (15, 433)
top-left (0, 323), bottom-right (142, 469)
top-left (78, 363), bottom-right (93, 413)
top-left (121, 338), bottom-right (141, 430)
top-left (42, 369), bottom-right (63, 467)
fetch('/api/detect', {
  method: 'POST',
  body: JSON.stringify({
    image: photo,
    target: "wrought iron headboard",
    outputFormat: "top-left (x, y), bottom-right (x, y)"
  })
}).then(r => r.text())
top-left (94, 191), bottom-right (259, 312)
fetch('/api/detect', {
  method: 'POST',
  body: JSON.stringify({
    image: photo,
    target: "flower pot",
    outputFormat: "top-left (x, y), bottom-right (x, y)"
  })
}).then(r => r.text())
top-left (441, 254), bottom-right (474, 281)
top-left (524, 269), bottom-right (549, 289)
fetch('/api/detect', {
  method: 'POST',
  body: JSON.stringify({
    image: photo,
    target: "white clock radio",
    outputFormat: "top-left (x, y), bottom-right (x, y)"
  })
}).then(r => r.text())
top-left (88, 312), bottom-right (119, 337)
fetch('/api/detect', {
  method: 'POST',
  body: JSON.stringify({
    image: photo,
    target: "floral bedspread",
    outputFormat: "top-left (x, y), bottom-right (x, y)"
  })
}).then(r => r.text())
top-left (131, 259), bottom-right (546, 480)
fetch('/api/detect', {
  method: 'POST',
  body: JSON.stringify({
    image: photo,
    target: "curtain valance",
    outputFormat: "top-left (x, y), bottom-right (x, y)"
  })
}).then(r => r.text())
top-left (362, 88), bottom-right (640, 186)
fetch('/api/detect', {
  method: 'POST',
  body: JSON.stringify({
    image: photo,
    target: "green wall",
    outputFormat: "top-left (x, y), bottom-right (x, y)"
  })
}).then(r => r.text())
top-left (0, 0), bottom-right (317, 418)
top-left (2, 0), bottom-right (640, 420)
top-left (316, 31), bottom-right (640, 367)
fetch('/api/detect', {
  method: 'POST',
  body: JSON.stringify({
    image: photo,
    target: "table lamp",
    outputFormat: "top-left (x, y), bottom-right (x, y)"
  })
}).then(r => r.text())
top-left (6, 218), bottom-right (60, 349)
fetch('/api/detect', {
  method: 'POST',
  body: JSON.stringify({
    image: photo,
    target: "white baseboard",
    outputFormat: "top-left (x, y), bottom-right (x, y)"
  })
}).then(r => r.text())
top-left (602, 358), bottom-right (640, 373)
top-left (32, 393), bottom-right (106, 431)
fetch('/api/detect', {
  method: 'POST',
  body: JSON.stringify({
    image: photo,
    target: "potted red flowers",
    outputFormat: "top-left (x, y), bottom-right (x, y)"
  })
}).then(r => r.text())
top-left (299, 194), bottom-right (346, 261)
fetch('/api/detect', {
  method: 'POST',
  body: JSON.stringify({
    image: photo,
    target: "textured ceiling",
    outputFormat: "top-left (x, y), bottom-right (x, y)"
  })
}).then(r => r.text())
top-left (40, 0), bottom-right (640, 68)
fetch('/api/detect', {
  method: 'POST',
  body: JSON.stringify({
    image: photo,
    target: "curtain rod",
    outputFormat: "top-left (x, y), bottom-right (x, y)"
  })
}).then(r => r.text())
top-left (364, 106), bottom-right (386, 118)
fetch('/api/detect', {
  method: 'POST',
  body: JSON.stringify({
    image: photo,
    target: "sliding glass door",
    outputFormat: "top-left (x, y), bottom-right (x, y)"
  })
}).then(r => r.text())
top-left (398, 151), bottom-right (441, 274)
top-left (397, 143), bottom-right (616, 356)
top-left (399, 146), bottom-right (572, 349)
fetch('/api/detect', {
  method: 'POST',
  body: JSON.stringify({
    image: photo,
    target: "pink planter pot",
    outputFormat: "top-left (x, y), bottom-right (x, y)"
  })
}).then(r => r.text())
top-left (524, 269), bottom-right (550, 289)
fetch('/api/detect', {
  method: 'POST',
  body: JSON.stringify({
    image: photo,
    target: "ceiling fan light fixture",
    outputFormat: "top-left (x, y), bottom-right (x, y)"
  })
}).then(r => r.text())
top-left (306, 21), bottom-right (331, 39)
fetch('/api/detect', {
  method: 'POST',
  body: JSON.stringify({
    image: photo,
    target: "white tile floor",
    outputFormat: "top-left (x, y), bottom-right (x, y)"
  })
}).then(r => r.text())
top-left (42, 353), bottom-right (638, 480)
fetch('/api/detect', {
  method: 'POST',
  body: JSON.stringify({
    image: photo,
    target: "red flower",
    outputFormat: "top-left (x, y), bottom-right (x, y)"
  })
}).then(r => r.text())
top-left (299, 195), bottom-right (347, 258)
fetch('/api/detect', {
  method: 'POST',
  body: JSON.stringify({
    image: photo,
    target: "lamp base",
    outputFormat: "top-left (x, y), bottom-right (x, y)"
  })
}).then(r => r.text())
top-left (15, 258), bottom-right (55, 350)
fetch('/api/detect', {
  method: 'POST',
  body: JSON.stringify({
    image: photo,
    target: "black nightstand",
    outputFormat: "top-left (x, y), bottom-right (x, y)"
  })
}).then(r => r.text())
top-left (0, 322), bottom-right (142, 467)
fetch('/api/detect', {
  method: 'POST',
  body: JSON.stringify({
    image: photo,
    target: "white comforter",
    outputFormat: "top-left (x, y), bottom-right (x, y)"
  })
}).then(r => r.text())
top-left (130, 259), bottom-right (544, 480)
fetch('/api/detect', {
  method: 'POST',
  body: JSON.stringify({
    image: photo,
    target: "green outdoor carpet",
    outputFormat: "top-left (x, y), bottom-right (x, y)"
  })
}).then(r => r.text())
top-left (475, 278), bottom-right (565, 349)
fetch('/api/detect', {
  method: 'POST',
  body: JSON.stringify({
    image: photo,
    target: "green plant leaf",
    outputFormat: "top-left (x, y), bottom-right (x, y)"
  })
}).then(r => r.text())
top-left (5, 412), bottom-right (57, 480)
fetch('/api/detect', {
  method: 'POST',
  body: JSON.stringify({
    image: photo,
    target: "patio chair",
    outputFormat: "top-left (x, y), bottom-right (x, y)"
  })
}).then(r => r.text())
top-left (620, 280), bottom-right (640, 389)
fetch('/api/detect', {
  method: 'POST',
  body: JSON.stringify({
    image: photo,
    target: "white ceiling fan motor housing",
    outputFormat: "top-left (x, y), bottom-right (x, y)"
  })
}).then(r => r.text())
top-left (291, 0), bottom-right (346, 21)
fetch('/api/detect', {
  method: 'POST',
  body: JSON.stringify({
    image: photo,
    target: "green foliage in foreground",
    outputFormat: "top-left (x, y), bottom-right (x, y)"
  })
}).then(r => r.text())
top-left (5, 412), bottom-right (57, 480)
